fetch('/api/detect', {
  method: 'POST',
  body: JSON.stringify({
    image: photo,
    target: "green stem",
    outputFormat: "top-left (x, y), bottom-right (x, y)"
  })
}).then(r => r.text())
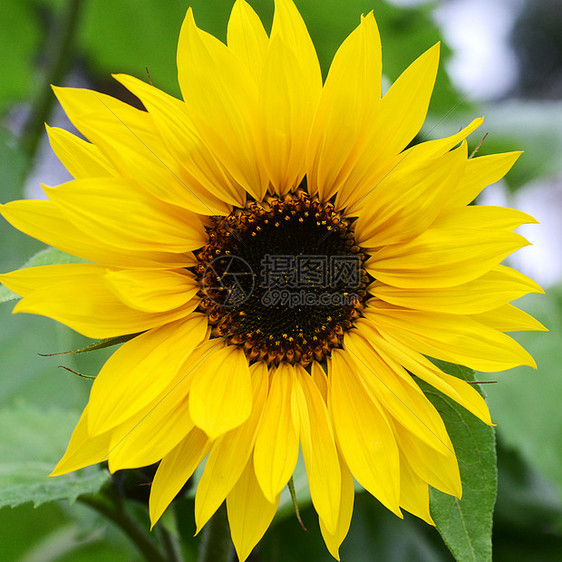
top-left (21, 0), bottom-right (84, 158)
top-left (198, 503), bottom-right (233, 562)
top-left (78, 493), bottom-right (167, 562)
top-left (288, 476), bottom-right (307, 531)
top-left (158, 525), bottom-right (184, 562)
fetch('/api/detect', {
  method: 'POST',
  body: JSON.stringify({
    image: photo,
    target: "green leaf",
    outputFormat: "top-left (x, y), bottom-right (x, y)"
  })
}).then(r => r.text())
top-left (0, 500), bottom-right (141, 561)
top-left (19, 246), bottom-right (86, 268)
top-left (0, 247), bottom-right (86, 303)
top-left (0, 402), bottom-right (110, 509)
top-left (0, 248), bottom-right (110, 412)
top-left (0, 128), bottom-right (45, 276)
top-left (422, 360), bottom-right (497, 562)
top-left (0, 308), bottom-right (100, 411)
top-left (0, 1), bottom-right (41, 114)
top-left (80, 0), bottom-right (188, 98)
top-left (0, 287), bottom-right (19, 304)
top-left (0, 502), bottom-right (72, 562)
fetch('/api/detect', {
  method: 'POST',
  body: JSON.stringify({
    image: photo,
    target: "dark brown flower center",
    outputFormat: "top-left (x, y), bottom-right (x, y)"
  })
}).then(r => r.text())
top-left (195, 190), bottom-right (367, 366)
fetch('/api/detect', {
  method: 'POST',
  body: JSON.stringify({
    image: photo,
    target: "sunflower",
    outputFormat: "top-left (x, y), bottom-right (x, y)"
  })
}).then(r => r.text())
top-left (0, 0), bottom-right (545, 559)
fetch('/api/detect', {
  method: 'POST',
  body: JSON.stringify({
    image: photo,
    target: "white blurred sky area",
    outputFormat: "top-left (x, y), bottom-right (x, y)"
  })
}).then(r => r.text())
top-left (433, 0), bottom-right (524, 101)
top-left (23, 0), bottom-right (562, 287)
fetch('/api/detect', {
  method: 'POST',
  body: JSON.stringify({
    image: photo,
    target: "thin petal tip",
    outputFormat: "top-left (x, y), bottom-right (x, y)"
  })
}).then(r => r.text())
top-left (48, 467), bottom-right (64, 477)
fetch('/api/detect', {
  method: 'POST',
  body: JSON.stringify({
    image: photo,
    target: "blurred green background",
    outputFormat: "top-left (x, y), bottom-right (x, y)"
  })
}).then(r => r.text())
top-left (1, 0), bottom-right (561, 560)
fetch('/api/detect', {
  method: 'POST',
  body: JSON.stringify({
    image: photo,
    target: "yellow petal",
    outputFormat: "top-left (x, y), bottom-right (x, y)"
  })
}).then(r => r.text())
top-left (107, 391), bottom-right (194, 472)
top-left (371, 265), bottom-right (544, 314)
top-left (87, 316), bottom-right (208, 434)
top-left (307, 12), bottom-right (382, 201)
top-left (52, 85), bottom-right (228, 216)
top-left (364, 304), bottom-right (536, 372)
top-left (271, 0), bottom-right (322, 101)
top-left (366, 228), bottom-right (529, 288)
top-left (53, 84), bottom-right (147, 133)
top-left (395, 116), bottom-right (484, 167)
top-left (294, 365), bottom-right (341, 535)
top-left (318, 456), bottom-right (355, 561)
top-left (311, 360), bottom-right (328, 403)
top-left (177, 9), bottom-right (266, 200)
top-left (189, 343), bottom-right (253, 439)
top-left (44, 178), bottom-right (206, 253)
top-left (337, 117), bottom-right (484, 216)
top-left (227, 0), bottom-right (268, 78)
top-left (447, 151), bottom-right (523, 208)
top-left (258, 35), bottom-right (315, 194)
top-left (104, 269), bottom-right (198, 313)
top-left (50, 406), bottom-right (110, 476)
top-left (1, 264), bottom-right (193, 338)
top-left (52, 85), bottom-right (153, 150)
top-left (376, 43), bottom-right (441, 161)
top-left (0, 263), bottom-right (108, 295)
top-left (329, 350), bottom-right (401, 515)
top-left (398, 453), bottom-right (434, 524)
top-left (363, 326), bottom-right (492, 425)
top-left (433, 205), bottom-right (538, 231)
top-left (395, 423), bottom-right (461, 498)
top-left (195, 363), bottom-right (268, 532)
top-left (113, 74), bottom-right (242, 212)
top-left (149, 428), bottom-right (211, 527)
top-left (253, 363), bottom-right (299, 501)
top-left (46, 125), bottom-right (115, 178)
top-left (343, 333), bottom-right (454, 456)
top-left (355, 142), bottom-right (466, 247)
top-left (472, 303), bottom-right (548, 333)
top-left (227, 459), bottom-right (280, 562)
top-left (0, 199), bottom-right (188, 268)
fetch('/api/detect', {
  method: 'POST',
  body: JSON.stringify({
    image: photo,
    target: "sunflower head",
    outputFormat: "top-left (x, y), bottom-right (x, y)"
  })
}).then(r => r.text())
top-left (0, 0), bottom-right (545, 560)
top-left (196, 189), bottom-right (368, 366)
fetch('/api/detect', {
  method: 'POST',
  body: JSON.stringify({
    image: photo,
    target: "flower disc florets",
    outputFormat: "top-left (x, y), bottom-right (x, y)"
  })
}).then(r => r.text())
top-left (196, 189), bottom-right (368, 365)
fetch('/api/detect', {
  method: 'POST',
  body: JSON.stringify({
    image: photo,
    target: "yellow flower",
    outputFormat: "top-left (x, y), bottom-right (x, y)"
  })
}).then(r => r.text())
top-left (0, 0), bottom-right (545, 559)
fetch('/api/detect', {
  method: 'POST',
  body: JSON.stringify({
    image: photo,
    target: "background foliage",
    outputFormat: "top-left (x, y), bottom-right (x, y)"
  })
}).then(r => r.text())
top-left (1, 0), bottom-right (561, 560)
